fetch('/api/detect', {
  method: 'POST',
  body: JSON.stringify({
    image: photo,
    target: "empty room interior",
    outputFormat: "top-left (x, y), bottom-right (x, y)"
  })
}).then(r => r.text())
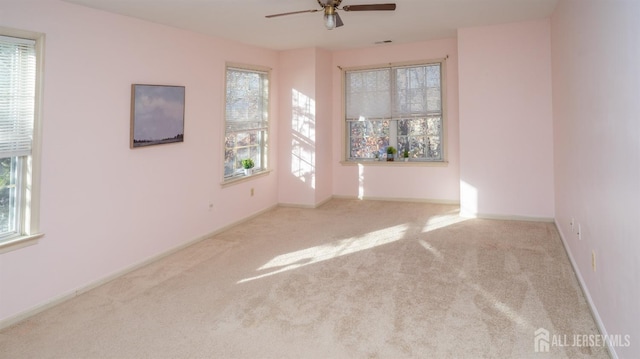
top-left (0, 0), bottom-right (638, 358)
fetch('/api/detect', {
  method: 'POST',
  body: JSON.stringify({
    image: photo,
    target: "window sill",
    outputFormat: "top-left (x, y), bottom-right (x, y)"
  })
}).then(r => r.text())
top-left (0, 233), bottom-right (44, 254)
top-left (221, 169), bottom-right (271, 188)
top-left (340, 160), bottom-right (449, 167)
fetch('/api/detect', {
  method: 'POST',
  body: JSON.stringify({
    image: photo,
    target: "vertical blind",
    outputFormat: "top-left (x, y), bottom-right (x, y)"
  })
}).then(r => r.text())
top-left (0, 35), bottom-right (36, 158)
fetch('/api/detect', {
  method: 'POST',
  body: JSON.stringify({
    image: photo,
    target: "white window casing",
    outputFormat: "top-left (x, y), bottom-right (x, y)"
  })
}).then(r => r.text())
top-left (223, 64), bottom-right (270, 184)
top-left (343, 59), bottom-right (447, 164)
top-left (0, 28), bottom-right (44, 253)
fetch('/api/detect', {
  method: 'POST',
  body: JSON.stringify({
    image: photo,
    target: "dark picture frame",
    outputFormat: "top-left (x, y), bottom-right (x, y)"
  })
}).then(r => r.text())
top-left (130, 84), bottom-right (185, 148)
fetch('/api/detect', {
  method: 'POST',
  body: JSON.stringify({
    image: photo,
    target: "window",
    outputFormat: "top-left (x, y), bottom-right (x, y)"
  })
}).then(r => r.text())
top-left (345, 61), bottom-right (445, 162)
top-left (0, 31), bottom-right (43, 250)
top-left (224, 65), bottom-right (269, 180)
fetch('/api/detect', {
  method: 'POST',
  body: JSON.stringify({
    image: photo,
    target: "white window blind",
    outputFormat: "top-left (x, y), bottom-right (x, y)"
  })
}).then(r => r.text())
top-left (225, 67), bottom-right (268, 133)
top-left (0, 35), bottom-right (36, 158)
top-left (345, 68), bottom-right (391, 120)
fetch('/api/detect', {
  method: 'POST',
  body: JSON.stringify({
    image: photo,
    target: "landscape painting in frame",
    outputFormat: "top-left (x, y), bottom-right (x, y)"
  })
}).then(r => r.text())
top-left (130, 84), bottom-right (185, 148)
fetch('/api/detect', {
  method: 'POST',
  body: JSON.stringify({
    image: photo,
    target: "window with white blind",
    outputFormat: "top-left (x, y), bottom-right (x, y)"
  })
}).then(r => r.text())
top-left (224, 65), bottom-right (269, 180)
top-left (344, 60), bottom-right (445, 162)
top-left (0, 31), bottom-right (43, 250)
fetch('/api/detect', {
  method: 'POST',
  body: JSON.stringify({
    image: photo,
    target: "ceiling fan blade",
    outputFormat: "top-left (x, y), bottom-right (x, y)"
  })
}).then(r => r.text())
top-left (265, 9), bottom-right (319, 18)
top-left (335, 12), bottom-right (344, 27)
top-left (342, 3), bottom-right (396, 12)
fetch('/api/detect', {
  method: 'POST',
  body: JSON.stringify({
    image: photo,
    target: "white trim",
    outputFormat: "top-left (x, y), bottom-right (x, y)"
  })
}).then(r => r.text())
top-left (340, 66), bottom-right (347, 162)
top-left (225, 62), bottom-right (271, 73)
top-left (221, 169), bottom-right (271, 188)
top-left (340, 160), bottom-right (449, 167)
top-left (461, 212), bottom-right (555, 223)
top-left (553, 220), bottom-right (616, 359)
top-left (29, 31), bottom-right (45, 237)
top-left (331, 194), bottom-right (459, 206)
top-left (0, 233), bottom-right (43, 254)
top-left (277, 202), bottom-right (319, 209)
top-left (440, 58), bottom-right (448, 162)
top-left (338, 57), bottom-right (448, 73)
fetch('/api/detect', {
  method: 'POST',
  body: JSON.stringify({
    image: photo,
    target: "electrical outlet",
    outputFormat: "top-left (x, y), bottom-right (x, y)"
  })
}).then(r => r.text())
top-left (251, 188), bottom-right (254, 197)
top-left (592, 250), bottom-right (596, 272)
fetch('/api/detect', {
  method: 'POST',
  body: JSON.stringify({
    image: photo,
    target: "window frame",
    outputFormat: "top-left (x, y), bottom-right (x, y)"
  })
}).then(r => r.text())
top-left (222, 63), bottom-right (271, 185)
top-left (341, 59), bottom-right (448, 165)
top-left (0, 27), bottom-right (45, 253)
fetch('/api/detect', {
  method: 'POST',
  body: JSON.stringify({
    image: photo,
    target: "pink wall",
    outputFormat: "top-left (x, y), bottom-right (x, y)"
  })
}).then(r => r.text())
top-left (331, 39), bottom-right (461, 203)
top-left (277, 48), bottom-right (317, 206)
top-left (458, 20), bottom-right (554, 219)
top-left (314, 49), bottom-right (334, 205)
top-left (0, 0), bottom-right (279, 324)
top-left (551, 1), bottom-right (640, 357)
top-left (277, 48), bottom-right (333, 207)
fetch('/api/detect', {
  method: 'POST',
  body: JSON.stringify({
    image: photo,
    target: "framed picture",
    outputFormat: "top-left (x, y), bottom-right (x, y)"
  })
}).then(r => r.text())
top-left (130, 84), bottom-right (185, 148)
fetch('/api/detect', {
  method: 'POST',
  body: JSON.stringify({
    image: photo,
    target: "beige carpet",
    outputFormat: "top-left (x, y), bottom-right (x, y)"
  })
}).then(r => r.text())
top-left (0, 199), bottom-right (609, 358)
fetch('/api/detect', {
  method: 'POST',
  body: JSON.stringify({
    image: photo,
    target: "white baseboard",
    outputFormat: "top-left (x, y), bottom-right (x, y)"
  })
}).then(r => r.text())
top-left (553, 220), bottom-right (616, 359)
top-left (331, 194), bottom-right (460, 205)
top-left (0, 204), bottom-right (278, 330)
top-left (463, 211), bottom-right (555, 223)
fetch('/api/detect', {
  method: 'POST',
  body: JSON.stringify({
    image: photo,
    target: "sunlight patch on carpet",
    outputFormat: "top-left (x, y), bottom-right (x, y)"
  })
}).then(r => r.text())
top-left (422, 212), bottom-right (468, 233)
top-left (237, 224), bottom-right (409, 284)
top-left (457, 269), bottom-right (531, 329)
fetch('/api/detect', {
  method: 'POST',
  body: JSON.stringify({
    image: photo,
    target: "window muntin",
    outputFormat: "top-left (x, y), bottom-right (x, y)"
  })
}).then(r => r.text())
top-left (224, 66), bottom-right (269, 180)
top-left (0, 157), bottom-right (21, 237)
top-left (0, 32), bottom-right (40, 245)
top-left (345, 61), bottom-right (444, 161)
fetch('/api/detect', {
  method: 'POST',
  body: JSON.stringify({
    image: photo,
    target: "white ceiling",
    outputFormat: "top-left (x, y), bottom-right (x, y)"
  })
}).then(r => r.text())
top-left (63, 0), bottom-right (558, 51)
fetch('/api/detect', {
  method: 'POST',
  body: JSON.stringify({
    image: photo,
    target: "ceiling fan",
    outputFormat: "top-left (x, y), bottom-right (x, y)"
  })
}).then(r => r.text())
top-left (265, 0), bottom-right (396, 30)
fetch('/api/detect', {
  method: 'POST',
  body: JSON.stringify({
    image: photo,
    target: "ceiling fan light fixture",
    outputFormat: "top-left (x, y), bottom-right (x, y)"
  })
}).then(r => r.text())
top-left (324, 14), bottom-right (336, 30)
top-left (324, 6), bottom-right (337, 30)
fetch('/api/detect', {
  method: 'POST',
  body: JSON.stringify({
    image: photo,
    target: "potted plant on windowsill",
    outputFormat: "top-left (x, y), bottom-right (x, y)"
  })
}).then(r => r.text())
top-left (402, 149), bottom-right (410, 162)
top-left (241, 158), bottom-right (255, 176)
top-left (386, 146), bottom-right (397, 161)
